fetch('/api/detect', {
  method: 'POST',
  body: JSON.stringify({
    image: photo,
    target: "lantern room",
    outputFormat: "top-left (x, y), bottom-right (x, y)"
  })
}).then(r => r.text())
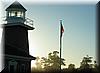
top-left (4, 1), bottom-right (34, 30)
top-left (6, 1), bottom-right (26, 23)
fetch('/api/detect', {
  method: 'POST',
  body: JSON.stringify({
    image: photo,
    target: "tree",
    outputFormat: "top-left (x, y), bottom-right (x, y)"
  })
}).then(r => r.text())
top-left (80, 55), bottom-right (93, 69)
top-left (35, 57), bottom-right (43, 71)
top-left (93, 61), bottom-right (98, 68)
top-left (68, 64), bottom-right (75, 70)
top-left (41, 51), bottom-right (66, 71)
top-left (32, 57), bottom-right (44, 72)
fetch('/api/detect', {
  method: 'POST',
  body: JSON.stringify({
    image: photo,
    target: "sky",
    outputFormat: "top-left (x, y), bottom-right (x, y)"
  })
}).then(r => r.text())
top-left (26, 3), bottom-right (97, 68)
top-left (0, 0), bottom-right (99, 71)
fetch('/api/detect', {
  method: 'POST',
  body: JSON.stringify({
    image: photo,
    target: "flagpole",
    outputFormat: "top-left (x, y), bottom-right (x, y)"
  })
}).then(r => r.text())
top-left (60, 32), bottom-right (62, 72)
top-left (60, 20), bottom-right (62, 72)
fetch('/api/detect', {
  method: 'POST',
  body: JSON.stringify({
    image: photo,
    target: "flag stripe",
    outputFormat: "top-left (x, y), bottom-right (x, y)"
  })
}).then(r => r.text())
top-left (60, 20), bottom-right (64, 37)
top-left (61, 24), bottom-right (64, 33)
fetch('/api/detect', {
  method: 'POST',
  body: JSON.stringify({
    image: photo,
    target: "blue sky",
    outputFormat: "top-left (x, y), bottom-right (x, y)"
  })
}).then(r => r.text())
top-left (0, 0), bottom-right (98, 70)
top-left (25, 4), bottom-right (97, 67)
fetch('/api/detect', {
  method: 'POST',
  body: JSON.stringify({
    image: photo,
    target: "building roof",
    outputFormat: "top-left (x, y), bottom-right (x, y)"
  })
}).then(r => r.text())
top-left (5, 44), bottom-right (36, 60)
top-left (6, 1), bottom-right (27, 11)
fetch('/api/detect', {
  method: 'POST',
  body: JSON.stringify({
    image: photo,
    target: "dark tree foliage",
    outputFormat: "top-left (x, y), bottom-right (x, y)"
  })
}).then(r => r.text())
top-left (41, 51), bottom-right (66, 71)
top-left (32, 54), bottom-right (99, 73)
top-left (80, 55), bottom-right (93, 69)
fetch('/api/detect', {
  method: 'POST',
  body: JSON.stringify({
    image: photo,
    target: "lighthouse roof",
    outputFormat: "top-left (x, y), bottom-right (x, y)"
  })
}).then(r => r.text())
top-left (6, 1), bottom-right (27, 11)
top-left (5, 44), bottom-right (36, 60)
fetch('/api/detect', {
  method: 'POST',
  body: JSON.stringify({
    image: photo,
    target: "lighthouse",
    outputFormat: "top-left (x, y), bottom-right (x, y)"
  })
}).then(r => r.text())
top-left (2, 1), bottom-right (36, 73)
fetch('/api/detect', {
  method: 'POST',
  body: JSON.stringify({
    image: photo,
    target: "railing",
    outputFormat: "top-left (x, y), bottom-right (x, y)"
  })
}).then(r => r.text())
top-left (2, 16), bottom-right (7, 24)
top-left (24, 17), bottom-right (34, 27)
top-left (2, 16), bottom-right (34, 28)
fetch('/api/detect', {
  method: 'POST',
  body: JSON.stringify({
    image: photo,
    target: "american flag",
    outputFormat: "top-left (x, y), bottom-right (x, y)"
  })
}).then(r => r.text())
top-left (60, 20), bottom-right (64, 37)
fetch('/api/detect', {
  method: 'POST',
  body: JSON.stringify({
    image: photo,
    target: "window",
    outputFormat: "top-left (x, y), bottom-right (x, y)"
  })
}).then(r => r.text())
top-left (10, 65), bottom-right (14, 73)
top-left (21, 64), bottom-right (25, 72)
top-left (10, 11), bottom-right (15, 16)
top-left (8, 11), bottom-right (24, 18)
top-left (17, 11), bottom-right (23, 17)
top-left (8, 60), bottom-right (17, 73)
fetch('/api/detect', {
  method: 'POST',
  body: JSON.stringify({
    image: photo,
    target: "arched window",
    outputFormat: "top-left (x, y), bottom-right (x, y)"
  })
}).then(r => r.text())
top-left (8, 60), bottom-right (17, 73)
top-left (20, 64), bottom-right (25, 72)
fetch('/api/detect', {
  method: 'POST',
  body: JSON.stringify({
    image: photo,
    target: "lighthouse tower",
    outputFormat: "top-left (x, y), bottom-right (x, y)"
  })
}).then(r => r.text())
top-left (3, 1), bottom-right (36, 73)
